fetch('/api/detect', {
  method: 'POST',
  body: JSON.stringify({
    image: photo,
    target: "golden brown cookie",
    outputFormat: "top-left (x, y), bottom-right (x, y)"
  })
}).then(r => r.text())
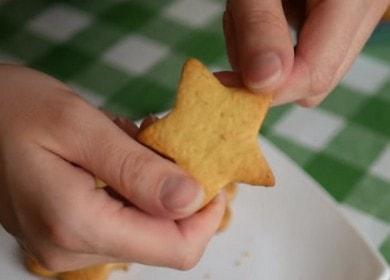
top-left (35, 58), bottom-right (274, 279)
top-left (217, 183), bottom-right (238, 232)
top-left (383, 6), bottom-right (390, 21)
top-left (26, 256), bottom-right (57, 278)
top-left (225, 183), bottom-right (238, 202)
top-left (218, 205), bottom-right (232, 232)
top-left (137, 58), bottom-right (274, 205)
top-left (26, 256), bottom-right (127, 280)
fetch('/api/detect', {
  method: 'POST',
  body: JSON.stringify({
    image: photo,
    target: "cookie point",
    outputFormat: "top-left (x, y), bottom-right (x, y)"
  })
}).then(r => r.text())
top-left (185, 57), bottom-right (201, 66)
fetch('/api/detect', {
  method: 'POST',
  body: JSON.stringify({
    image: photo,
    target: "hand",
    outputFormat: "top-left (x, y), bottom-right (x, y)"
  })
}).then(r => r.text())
top-left (0, 64), bottom-right (226, 272)
top-left (222, 0), bottom-right (390, 106)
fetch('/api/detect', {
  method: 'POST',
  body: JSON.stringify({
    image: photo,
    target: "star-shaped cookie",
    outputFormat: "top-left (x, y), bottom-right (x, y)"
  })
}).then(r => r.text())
top-left (137, 59), bottom-right (274, 204)
top-left (26, 255), bottom-right (127, 280)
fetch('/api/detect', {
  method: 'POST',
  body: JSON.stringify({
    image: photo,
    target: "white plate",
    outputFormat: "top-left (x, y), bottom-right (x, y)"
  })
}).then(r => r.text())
top-left (0, 139), bottom-right (389, 280)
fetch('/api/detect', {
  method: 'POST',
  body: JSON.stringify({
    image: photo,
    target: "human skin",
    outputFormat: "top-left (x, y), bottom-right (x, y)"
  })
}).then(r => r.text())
top-left (0, 64), bottom-right (226, 272)
top-left (219, 0), bottom-right (390, 106)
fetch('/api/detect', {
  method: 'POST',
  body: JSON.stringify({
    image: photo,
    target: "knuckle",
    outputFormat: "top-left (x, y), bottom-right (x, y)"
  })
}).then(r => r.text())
top-left (239, 9), bottom-right (286, 34)
top-left (47, 91), bottom-right (86, 128)
top-left (308, 67), bottom-right (334, 97)
top-left (42, 91), bottom-right (92, 149)
top-left (119, 150), bottom-right (157, 194)
top-left (175, 253), bottom-right (200, 271)
top-left (172, 244), bottom-right (203, 271)
top-left (299, 51), bottom-right (339, 98)
top-left (299, 98), bottom-right (320, 108)
top-left (43, 220), bottom-right (78, 252)
top-left (34, 249), bottom-right (64, 272)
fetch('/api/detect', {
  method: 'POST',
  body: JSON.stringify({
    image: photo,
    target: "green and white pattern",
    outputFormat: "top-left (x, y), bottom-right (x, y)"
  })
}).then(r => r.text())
top-left (0, 0), bottom-right (389, 263)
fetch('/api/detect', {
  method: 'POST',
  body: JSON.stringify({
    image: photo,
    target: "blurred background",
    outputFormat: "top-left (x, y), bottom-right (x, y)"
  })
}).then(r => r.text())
top-left (0, 0), bottom-right (389, 263)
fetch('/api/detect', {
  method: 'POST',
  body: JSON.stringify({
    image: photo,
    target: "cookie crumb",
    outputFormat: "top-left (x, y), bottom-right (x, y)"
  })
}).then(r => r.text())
top-left (243, 251), bottom-right (251, 258)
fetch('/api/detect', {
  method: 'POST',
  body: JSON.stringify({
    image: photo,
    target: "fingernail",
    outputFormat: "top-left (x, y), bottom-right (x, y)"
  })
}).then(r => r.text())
top-left (160, 177), bottom-right (204, 213)
top-left (245, 52), bottom-right (282, 90)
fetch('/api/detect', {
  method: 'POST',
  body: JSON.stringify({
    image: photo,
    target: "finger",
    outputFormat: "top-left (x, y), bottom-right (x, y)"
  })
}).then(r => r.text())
top-left (113, 117), bottom-right (139, 138)
top-left (282, 0), bottom-right (306, 31)
top-left (28, 188), bottom-right (225, 271)
top-left (0, 191), bottom-right (21, 238)
top-left (296, 92), bottom-right (327, 108)
top-left (17, 147), bottom-right (218, 270)
top-left (30, 245), bottom-right (120, 272)
top-left (100, 110), bottom-right (139, 137)
top-left (223, 10), bottom-right (239, 70)
top-left (92, 192), bottom-right (227, 270)
top-left (324, 0), bottom-right (390, 93)
top-left (38, 96), bottom-right (204, 219)
top-left (274, 0), bottom-right (389, 105)
top-left (100, 110), bottom-right (116, 121)
top-left (10, 145), bottom-right (124, 270)
top-left (228, 0), bottom-right (294, 91)
top-left (178, 192), bottom-right (227, 244)
top-left (213, 71), bottom-right (242, 87)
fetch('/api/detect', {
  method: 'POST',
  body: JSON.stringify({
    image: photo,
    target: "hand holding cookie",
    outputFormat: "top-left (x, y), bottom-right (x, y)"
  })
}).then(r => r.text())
top-left (0, 64), bottom-right (226, 274)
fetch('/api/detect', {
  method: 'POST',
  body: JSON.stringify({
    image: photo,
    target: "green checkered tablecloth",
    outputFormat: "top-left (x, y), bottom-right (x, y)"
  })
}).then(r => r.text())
top-left (0, 0), bottom-right (389, 264)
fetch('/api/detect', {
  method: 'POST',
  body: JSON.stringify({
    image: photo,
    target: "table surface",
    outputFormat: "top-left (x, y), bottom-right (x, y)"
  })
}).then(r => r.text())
top-left (0, 0), bottom-right (389, 263)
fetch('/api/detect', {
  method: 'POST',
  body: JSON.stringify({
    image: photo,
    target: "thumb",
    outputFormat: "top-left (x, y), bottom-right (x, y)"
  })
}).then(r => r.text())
top-left (227, 0), bottom-right (294, 91)
top-left (47, 100), bottom-right (204, 219)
